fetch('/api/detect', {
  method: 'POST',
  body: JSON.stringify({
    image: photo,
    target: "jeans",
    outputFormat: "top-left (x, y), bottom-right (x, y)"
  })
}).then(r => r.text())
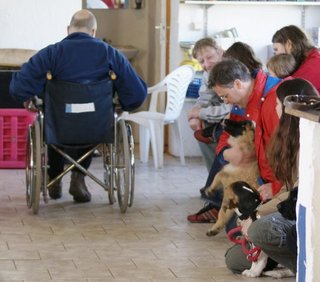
top-left (200, 154), bottom-right (224, 208)
top-left (248, 212), bottom-right (296, 273)
top-left (225, 212), bottom-right (296, 274)
top-left (198, 141), bottom-right (216, 173)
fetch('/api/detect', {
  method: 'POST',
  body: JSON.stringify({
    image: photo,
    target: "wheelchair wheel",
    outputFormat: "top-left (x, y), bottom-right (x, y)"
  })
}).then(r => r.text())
top-left (126, 123), bottom-right (135, 207)
top-left (103, 144), bottom-right (115, 205)
top-left (115, 119), bottom-right (131, 213)
top-left (25, 121), bottom-right (42, 214)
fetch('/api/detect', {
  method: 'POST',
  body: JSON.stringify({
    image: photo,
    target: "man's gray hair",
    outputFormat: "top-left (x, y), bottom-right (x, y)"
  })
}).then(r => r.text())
top-left (69, 10), bottom-right (97, 32)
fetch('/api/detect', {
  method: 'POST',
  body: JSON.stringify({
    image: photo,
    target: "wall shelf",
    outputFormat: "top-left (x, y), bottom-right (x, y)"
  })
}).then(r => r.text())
top-left (181, 1), bottom-right (320, 6)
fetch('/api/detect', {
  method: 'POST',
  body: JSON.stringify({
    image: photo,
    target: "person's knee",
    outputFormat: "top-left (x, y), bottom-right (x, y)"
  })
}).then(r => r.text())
top-left (225, 245), bottom-right (251, 274)
top-left (225, 247), bottom-right (240, 273)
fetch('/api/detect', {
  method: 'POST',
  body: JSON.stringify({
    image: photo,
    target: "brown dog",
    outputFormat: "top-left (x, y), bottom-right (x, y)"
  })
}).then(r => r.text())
top-left (206, 120), bottom-right (260, 236)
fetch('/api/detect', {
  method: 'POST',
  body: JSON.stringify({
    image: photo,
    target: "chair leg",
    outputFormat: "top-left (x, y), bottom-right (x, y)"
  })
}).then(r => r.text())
top-left (149, 121), bottom-right (164, 169)
top-left (172, 120), bottom-right (185, 165)
top-left (139, 126), bottom-right (150, 163)
top-left (157, 123), bottom-right (164, 168)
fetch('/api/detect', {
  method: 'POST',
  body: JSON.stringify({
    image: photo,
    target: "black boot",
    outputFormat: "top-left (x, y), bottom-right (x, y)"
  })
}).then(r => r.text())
top-left (69, 171), bottom-right (91, 202)
top-left (48, 180), bottom-right (62, 199)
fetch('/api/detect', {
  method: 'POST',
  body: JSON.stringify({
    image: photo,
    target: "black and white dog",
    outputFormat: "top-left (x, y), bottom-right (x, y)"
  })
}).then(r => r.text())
top-left (229, 181), bottom-right (296, 278)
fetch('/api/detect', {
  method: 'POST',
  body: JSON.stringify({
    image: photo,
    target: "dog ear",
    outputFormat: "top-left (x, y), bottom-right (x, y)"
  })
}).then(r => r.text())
top-left (223, 185), bottom-right (239, 209)
top-left (223, 120), bottom-right (254, 137)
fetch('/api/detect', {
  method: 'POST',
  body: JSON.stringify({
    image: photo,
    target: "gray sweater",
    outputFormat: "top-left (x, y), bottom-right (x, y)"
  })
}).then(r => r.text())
top-left (194, 71), bottom-right (231, 124)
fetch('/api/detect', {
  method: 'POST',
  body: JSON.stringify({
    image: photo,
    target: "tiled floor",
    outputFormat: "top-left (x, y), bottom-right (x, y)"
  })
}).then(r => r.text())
top-left (0, 153), bottom-right (295, 282)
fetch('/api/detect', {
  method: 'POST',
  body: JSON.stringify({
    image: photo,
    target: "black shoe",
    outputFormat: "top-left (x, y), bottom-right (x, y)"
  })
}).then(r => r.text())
top-left (48, 180), bottom-right (62, 199)
top-left (199, 186), bottom-right (207, 197)
top-left (69, 171), bottom-right (91, 203)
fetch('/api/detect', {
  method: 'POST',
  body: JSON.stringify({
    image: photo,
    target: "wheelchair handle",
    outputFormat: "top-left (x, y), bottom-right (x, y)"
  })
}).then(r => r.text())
top-left (26, 96), bottom-right (43, 112)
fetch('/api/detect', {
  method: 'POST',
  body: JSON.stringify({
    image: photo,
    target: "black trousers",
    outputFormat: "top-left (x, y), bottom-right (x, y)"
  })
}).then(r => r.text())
top-left (47, 146), bottom-right (93, 179)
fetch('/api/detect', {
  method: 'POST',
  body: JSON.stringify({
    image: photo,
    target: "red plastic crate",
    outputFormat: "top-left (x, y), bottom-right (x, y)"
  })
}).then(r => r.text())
top-left (0, 109), bottom-right (36, 168)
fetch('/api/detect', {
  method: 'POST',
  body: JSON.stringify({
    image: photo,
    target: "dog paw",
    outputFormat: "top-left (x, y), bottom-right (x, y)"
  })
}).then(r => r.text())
top-left (206, 229), bottom-right (219, 236)
top-left (242, 269), bottom-right (261, 278)
top-left (263, 268), bottom-right (295, 278)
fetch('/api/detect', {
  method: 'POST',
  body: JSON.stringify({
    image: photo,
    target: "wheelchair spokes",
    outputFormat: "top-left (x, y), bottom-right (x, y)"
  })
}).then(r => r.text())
top-left (114, 119), bottom-right (130, 213)
top-left (25, 105), bottom-right (135, 214)
top-left (26, 126), bottom-right (34, 208)
top-left (127, 123), bottom-right (135, 207)
top-left (103, 144), bottom-right (116, 205)
top-left (102, 118), bottom-right (134, 213)
top-left (25, 121), bottom-right (42, 214)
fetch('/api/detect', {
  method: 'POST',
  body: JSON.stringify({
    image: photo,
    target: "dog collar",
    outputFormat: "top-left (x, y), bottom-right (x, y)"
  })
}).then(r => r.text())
top-left (227, 226), bottom-right (262, 262)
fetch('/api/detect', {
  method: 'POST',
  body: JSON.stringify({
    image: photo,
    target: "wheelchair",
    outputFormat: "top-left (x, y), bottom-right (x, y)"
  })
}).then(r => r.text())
top-left (25, 72), bottom-right (135, 214)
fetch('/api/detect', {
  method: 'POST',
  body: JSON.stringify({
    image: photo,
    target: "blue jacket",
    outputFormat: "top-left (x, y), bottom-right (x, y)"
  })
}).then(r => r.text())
top-left (10, 32), bottom-right (147, 111)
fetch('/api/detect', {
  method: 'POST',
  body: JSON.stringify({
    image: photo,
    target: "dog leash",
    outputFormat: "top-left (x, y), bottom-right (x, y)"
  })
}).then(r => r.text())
top-left (227, 226), bottom-right (261, 262)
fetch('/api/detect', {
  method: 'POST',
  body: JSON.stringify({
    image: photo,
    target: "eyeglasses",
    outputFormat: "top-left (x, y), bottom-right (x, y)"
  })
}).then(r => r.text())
top-left (219, 93), bottom-right (229, 101)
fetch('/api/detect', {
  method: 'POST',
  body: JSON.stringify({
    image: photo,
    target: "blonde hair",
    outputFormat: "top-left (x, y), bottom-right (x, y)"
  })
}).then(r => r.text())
top-left (267, 54), bottom-right (296, 78)
top-left (192, 37), bottom-right (221, 59)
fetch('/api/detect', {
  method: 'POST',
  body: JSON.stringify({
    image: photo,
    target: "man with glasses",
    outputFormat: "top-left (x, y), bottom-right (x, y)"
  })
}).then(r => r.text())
top-left (208, 58), bottom-right (283, 202)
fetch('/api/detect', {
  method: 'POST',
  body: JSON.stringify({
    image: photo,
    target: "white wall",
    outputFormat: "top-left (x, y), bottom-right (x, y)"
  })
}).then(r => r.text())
top-left (0, 0), bottom-right (81, 50)
top-left (172, 3), bottom-right (320, 68)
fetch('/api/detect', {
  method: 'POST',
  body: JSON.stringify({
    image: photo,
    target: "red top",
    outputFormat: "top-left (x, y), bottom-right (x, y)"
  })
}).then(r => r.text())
top-left (216, 70), bottom-right (282, 195)
top-left (292, 48), bottom-right (320, 93)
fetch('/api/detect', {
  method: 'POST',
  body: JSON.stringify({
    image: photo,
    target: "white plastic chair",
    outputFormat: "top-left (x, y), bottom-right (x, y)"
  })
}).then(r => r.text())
top-left (121, 65), bottom-right (195, 169)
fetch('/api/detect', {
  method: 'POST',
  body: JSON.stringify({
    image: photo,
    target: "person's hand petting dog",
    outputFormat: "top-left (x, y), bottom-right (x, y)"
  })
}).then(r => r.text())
top-left (258, 183), bottom-right (273, 202)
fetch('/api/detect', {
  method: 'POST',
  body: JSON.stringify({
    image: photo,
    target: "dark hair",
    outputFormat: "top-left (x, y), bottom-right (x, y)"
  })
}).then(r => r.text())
top-left (267, 78), bottom-right (319, 188)
top-left (208, 58), bottom-right (251, 88)
top-left (272, 25), bottom-right (314, 68)
top-left (192, 37), bottom-right (221, 59)
top-left (224, 42), bottom-right (262, 73)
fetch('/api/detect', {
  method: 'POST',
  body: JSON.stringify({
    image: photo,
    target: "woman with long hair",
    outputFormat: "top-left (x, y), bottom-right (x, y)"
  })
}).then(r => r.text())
top-left (225, 78), bottom-right (319, 275)
top-left (272, 25), bottom-right (320, 92)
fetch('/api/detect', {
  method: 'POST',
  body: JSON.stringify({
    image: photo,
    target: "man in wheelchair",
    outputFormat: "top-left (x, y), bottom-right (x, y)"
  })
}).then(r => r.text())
top-left (10, 9), bottom-right (147, 203)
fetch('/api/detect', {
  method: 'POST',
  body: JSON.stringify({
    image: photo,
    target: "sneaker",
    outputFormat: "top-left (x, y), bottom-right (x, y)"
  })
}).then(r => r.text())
top-left (69, 171), bottom-right (91, 203)
top-left (48, 180), bottom-right (62, 199)
top-left (199, 186), bottom-right (207, 197)
top-left (187, 203), bottom-right (219, 223)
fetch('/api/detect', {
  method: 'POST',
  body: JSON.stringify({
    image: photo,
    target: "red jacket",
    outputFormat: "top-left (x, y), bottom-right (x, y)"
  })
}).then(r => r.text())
top-left (292, 48), bottom-right (320, 93)
top-left (216, 70), bottom-right (282, 195)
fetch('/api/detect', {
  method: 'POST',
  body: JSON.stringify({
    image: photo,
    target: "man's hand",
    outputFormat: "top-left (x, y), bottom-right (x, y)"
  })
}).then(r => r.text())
top-left (258, 183), bottom-right (273, 202)
top-left (23, 100), bottom-right (38, 112)
top-left (188, 106), bottom-right (202, 131)
top-left (188, 117), bottom-right (202, 131)
top-left (187, 106), bottom-right (201, 119)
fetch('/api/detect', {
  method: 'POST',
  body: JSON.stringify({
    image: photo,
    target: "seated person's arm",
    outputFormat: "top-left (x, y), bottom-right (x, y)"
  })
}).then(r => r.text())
top-left (111, 51), bottom-right (147, 111)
